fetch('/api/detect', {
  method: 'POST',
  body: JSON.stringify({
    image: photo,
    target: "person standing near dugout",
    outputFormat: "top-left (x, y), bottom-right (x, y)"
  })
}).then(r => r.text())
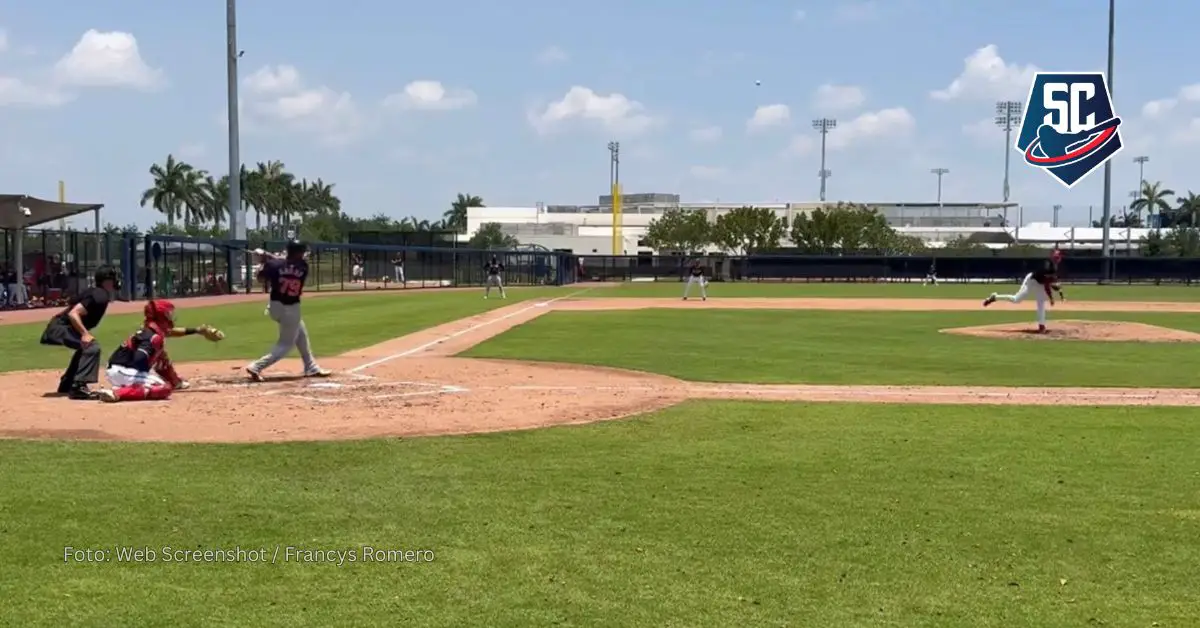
top-left (39, 265), bottom-right (119, 399)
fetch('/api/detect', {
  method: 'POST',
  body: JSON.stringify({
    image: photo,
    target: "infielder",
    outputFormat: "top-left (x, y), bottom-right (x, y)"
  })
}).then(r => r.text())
top-left (682, 260), bottom-right (707, 300)
top-left (246, 240), bottom-right (331, 380)
top-left (982, 263), bottom-right (1064, 333)
top-left (924, 262), bottom-right (939, 286)
top-left (484, 255), bottom-right (505, 299)
top-left (97, 300), bottom-right (225, 402)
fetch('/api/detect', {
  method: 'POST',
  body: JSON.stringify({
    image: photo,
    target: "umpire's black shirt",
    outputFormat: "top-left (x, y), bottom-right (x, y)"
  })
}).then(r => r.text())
top-left (54, 287), bottom-right (110, 330)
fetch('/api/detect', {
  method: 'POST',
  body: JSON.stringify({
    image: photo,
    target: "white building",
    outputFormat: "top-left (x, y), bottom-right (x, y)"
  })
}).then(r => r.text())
top-left (465, 193), bottom-right (1147, 253)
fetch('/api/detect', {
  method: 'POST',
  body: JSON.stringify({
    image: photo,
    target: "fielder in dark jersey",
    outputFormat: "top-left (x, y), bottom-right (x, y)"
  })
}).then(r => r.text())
top-left (484, 255), bottom-right (506, 299)
top-left (683, 261), bottom-right (707, 300)
top-left (245, 240), bottom-right (330, 380)
top-left (39, 265), bottom-right (118, 399)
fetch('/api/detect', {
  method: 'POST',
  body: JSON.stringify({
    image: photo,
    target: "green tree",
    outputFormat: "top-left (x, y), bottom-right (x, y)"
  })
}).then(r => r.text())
top-left (468, 222), bottom-right (518, 249)
top-left (140, 154), bottom-right (200, 228)
top-left (1169, 191), bottom-right (1200, 227)
top-left (1139, 229), bottom-right (1168, 256)
top-left (1164, 226), bottom-right (1200, 257)
top-left (445, 193), bottom-right (484, 233)
top-left (643, 208), bottom-right (711, 252)
top-left (710, 206), bottom-right (784, 254)
top-left (1129, 180), bottom-right (1175, 222)
top-left (789, 203), bottom-right (909, 254)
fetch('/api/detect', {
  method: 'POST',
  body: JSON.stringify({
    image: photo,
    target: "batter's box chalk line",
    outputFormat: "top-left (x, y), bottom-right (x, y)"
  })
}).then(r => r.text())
top-left (259, 380), bottom-right (469, 404)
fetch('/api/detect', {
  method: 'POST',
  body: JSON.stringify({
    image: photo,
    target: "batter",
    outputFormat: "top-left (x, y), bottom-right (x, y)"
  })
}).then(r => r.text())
top-left (246, 241), bottom-right (331, 380)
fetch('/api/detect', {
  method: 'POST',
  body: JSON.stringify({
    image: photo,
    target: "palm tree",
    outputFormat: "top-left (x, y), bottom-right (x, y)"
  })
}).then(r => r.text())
top-left (179, 168), bottom-right (208, 228)
top-left (445, 193), bottom-right (483, 233)
top-left (140, 155), bottom-right (197, 228)
top-left (1129, 180), bottom-right (1175, 225)
top-left (1175, 191), bottom-right (1200, 228)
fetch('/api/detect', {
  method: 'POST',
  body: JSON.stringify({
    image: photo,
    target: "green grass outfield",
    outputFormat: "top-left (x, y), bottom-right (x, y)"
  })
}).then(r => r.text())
top-left (3, 401), bottom-right (1198, 627)
top-left (594, 281), bottom-right (1200, 300)
top-left (0, 287), bottom-right (571, 373)
top-left (465, 309), bottom-right (1200, 387)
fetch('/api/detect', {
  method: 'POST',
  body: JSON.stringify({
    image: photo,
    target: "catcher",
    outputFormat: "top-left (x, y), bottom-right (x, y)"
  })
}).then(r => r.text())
top-left (96, 300), bottom-right (225, 403)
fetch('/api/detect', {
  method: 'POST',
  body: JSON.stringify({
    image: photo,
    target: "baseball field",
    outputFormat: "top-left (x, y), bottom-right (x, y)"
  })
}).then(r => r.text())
top-left (2, 282), bottom-right (1199, 627)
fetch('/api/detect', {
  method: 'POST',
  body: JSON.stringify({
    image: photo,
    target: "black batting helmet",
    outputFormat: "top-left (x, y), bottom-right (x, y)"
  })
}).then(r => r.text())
top-left (94, 265), bottom-right (119, 290)
top-left (286, 239), bottom-right (307, 259)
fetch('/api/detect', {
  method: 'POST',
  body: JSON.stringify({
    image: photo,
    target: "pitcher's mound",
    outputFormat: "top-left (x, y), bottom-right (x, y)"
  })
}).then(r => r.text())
top-left (942, 320), bottom-right (1200, 342)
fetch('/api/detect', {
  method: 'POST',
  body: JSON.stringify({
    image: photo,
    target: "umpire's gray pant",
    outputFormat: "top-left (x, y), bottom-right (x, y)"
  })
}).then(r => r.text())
top-left (249, 301), bottom-right (319, 372)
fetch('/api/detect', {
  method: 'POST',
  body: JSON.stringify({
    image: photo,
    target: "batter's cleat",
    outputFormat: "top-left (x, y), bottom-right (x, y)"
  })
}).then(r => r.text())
top-left (245, 367), bottom-right (264, 382)
top-left (1037, 324), bottom-right (1047, 333)
top-left (96, 389), bottom-right (119, 403)
top-left (983, 294), bottom-right (996, 307)
top-left (304, 367), bottom-right (332, 378)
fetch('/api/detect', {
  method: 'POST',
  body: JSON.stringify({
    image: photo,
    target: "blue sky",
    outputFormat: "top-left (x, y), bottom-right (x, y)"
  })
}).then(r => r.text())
top-left (1, 0), bottom-right (1197, 228)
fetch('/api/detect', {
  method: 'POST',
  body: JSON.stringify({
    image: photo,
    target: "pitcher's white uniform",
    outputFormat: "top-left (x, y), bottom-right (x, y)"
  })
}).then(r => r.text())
top-left (983, 268), bottom-right (1058, 330)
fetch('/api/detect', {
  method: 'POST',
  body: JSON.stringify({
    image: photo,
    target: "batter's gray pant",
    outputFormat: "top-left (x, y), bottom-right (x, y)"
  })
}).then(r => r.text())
top-left (248, 301), bottom-right (320, 372)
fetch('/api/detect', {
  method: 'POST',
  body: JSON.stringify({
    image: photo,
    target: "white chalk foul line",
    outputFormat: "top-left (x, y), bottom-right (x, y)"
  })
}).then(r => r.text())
top-left (347, 288), bottom-right (592, 374)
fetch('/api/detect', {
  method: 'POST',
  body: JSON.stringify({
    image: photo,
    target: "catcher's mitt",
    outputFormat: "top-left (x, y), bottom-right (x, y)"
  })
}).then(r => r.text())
top-left (198, 324), bottom-right (225, 342)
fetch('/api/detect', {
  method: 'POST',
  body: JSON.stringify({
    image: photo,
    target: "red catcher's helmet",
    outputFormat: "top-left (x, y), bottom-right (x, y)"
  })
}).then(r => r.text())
top-left (144, 300), bottom-right (177, 331)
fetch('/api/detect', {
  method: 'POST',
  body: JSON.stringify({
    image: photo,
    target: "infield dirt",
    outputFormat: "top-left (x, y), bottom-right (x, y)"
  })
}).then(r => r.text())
top-left (3, 296), bottom-right (1200, 443)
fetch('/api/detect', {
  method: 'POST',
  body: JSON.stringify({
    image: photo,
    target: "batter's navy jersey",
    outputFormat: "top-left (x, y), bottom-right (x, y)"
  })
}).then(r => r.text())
top-left (261, 258), bottom-right (309, 305)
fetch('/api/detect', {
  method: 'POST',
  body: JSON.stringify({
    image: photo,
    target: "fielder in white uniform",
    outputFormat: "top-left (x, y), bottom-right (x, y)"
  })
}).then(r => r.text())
top-left (682, 261), bottom-right (707, 300)
top-left (982, 266), bottom-right (1063, 332)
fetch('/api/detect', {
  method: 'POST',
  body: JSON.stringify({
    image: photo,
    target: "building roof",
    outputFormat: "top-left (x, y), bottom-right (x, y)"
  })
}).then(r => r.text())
top-left (0, 194), bottom-right (104, 230)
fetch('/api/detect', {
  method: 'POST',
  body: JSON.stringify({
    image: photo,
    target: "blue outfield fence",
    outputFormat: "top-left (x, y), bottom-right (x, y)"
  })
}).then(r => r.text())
top-left (578, 254), bottom-right (1200, 284)
top-left (137, 235), bottom-right (579, 300)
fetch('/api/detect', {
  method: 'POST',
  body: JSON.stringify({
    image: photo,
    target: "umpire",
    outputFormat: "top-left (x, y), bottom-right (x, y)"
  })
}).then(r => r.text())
top-left (40, 265), bottom-right (118, 400)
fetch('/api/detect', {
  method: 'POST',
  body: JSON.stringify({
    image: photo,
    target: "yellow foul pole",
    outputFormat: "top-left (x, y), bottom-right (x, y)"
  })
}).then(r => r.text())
top-left (611, 183), bottom-right (622, 255)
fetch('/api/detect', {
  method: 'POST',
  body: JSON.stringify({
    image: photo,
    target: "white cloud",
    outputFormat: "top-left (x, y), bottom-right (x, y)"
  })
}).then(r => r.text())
top-left (1140, 84), bottom-right (1200, 119)
top-left (689, 125), bottom-right (722, 142)
top-left (746, 104), bottom-right (790, 132)
top-left (53, 29), bottom-right (163, 90)
top-left (243, 65), bottom-right (301, 95)
top-left (834, 1), bottom-right (882, 21)
top-left (813, 84), bottom-right (865, 112)
top-left (931, 45), bottom-right (1038, 101)
top-left (0, 76), bottom-right (72, 107)
top-left (178, 142), bottom-right (206, 160)
top-left (382, 80), bottom-right (477, 111)
top-left (962, 117), bottom-right (1002, 144)
top-left (1171, 118), bottom-right (1200, 145)
top-left (528, 86), bottom-right (657, 135)
top-left (239, 64), bottom-right (364, 146)
top-left (688, 165), bottom-right (728, 180)
top-left (786, 134), bottom-right (816, 156)
top-left (827, 107), bottom-right (916, 149)
top-left (536, 45), bottom-right (568, 66)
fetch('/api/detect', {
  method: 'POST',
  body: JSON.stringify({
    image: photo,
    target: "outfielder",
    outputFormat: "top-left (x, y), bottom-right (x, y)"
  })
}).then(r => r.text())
top-left (96, 300), bottom-right (225, 402)
top-left (682, 260), bottom-right (707, 300)
top-left (982, 263), bottom-right (1064, 333)
top-left (246, 240), bottom-right (331, 380)
top-left (484, 255), bottom-right (505, 299)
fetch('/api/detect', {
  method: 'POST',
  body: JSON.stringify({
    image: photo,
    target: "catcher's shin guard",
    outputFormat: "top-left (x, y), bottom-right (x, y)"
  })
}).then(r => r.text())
top-left (112, 383), bottom-right (174, 401)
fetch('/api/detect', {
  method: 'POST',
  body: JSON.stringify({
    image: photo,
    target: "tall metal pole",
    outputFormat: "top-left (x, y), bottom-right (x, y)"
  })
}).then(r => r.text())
top-left (1133, 155), bottom-right (1149, 225)
top-left (1100, 0), bottom-right (1115, 279)
top-left (812, 119), bottom-right (836, 201)
top-left (995, 101), bottom-right (1022, 204)
top-left (1052, 204), bottom-right (1062, 228)
top-left (607, 141), bottom-right (621, 255)
top-left (226, 0), bottom-right (243, 242)
top-left (930, 168), bottom-right (949, 205)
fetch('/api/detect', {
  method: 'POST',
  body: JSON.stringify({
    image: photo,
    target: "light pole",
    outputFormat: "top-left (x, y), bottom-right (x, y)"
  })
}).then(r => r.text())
top-left (1100, 0), bottom-right (1115, 279)
top-left (812, 118), bottom-right (836, 201)
top-left (930, 168), bottom-right (949, 206)
top-left (607, 141), bottom-right (621, 255)
top-left (994, 101), bottom-right (1023, 203)
top-left (1133, 155), bottom-right (1148, 195)
top-left (1052, 204), bottom-right (1062, 228)
top-left (226, 0), bottom-right (243, 242)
